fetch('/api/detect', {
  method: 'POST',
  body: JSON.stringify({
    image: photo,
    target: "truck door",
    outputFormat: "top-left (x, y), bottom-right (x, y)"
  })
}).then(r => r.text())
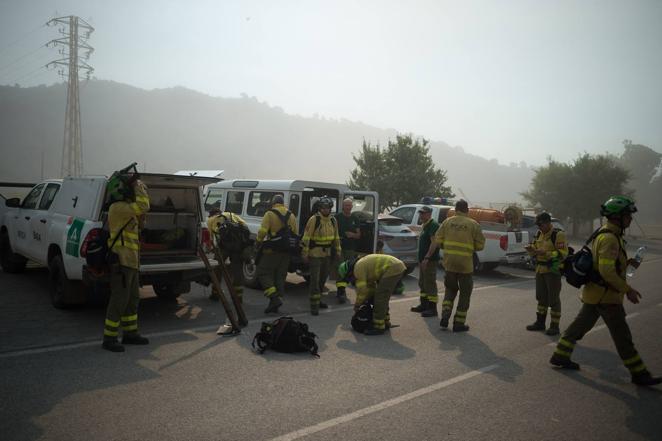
top-left (13, 183), bottom-right (45, 257)
top-left (30, 183), bottom-right (61, 262)
top-left (342, 191), bottom-right (379, 254)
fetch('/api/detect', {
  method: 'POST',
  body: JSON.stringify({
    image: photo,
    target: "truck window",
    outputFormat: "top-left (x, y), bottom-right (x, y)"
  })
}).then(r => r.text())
top-left (289, 193), bottom-right (300, 216)
top-left (247, 191), bottom-right (283, 217)
top-left (38, 183), bottom-right (61, 210)
top-left (205, 189), bottom-right (223, 212)
top-left (226, 191), bottom-right (245, 214)
top-left (21, 184), bottom-right (45, 209)
top-left (390, 206), bottom-right (415, 224)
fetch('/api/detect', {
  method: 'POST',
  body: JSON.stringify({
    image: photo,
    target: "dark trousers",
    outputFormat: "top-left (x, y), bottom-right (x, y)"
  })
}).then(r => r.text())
top-left (418, 261), bottom-right (438, 302)
top-left (104, 265), bottom-right (140, 340)
top-left (441, 271), bottom-right (473, 324)
top-left (535, 272), bottom-right (562, 325)
top-left (309, 256), bottom-right (330, 311)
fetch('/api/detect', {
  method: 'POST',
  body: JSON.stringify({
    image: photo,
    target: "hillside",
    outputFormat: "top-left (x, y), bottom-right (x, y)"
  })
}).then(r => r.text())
top-left (0, 81), bottom-right (538, 205)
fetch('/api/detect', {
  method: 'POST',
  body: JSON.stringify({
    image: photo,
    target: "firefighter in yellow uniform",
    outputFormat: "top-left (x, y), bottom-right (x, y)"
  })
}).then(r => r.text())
top-left (102, 176), bottom-right (150, 352)
top-left (301, 197), bottom-right (342, 315)
top-left (207, 210), bottom-right (248, 302)
top-left (525, 212), bottom-right (568, 335)
top-left (550, 196), bottom-right (661, 386)
top-left (422, 199), bottom-right (485, 332)
top-left (338, 254), bottom-right (406, 335)
top-left (256, 195), bottom-right (298, 314)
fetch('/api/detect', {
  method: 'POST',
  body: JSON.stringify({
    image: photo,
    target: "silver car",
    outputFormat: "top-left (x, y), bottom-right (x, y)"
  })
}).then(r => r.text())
top-left (378, 214), bottom-right (418, 274)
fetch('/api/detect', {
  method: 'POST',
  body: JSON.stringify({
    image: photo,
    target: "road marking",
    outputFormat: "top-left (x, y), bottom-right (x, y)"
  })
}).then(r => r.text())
top-left (267, 364), bottom-right (499, 441)
top-left (546, 312), bottom-right (641, 346)
top-left (0, 278), bottom-right (534, 359)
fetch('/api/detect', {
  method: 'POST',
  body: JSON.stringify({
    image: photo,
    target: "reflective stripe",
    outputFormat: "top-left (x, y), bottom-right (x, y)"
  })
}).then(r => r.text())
top-left (537, 305), bottom-right (547, 314)
top-left (558, 338), bottom-right (574, 349)
top-left (425, 295), bottom-right (438, 303)
top-left (129, 202), bottom-right (142, 213)
top-left (122, 324), bottom-right (138, 331)
top-left (356, 281), bottom-right (368, 288)
top-left (442, 300), bottom-right (453, 306)
top-left (444, 249), bottom-right (473, 257)
top-left (135, 196), bottom-right (149, 204)
top-left (455, 310), bottom-right (467, 317)
top-left (121, 314), bottom-right (138, 322)
top-left (629, 364), bottom-right (647, 373)
top-left (104, 329), bottom-right (119, 337)
top-left (123, 231), bottom-right (139, 240)
top-left (336, 281), bottom-right (348, 288)
top-left (598, 258), bottom-right (615, 265)
top-left (105, 318), bottom-right (120, 327)
top-left (554, 348), bottom-right (572, 357)
top-left (264, 286), bottom-right (277, 296)
top-left (443, 240), bottom-right (474, 250)
top-left (623, 354), bottom-right (642, 366)
top-left (454, 316), bottom-right (466, 324)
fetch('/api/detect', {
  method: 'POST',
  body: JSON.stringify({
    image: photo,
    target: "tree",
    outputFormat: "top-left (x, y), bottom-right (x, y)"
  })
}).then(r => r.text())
top-left (522, 153), bottom-right (630, 236)
top-left (348, 134), bottom-right (454, 210)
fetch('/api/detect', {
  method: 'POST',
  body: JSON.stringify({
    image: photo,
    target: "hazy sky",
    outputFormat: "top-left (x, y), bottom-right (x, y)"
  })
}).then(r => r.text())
top-left (1, 0), bottom-right (661, 166)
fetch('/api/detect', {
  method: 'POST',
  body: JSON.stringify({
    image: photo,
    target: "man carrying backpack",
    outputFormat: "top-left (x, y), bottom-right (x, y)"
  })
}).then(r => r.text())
top-left (207, 209), bottom-right (249, 302)
top-left (256, 195), bottom-right (298, 314)
top-left (338, 254), bottom-right (406, 335)
top-left (102, 175), bottom-right (150, 352)
top-left (525, 212), bottom-right (568, 335)
top-left (301, 197), bottom-right (342, 315)
top-left (550, 196), bottom-right (661, 386)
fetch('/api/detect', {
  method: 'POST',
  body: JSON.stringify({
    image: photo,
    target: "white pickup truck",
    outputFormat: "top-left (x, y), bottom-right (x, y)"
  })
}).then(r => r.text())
top-left (388, 204), bottom-right (529, 271)
top-left (0, 173), bottom-right (219, 308)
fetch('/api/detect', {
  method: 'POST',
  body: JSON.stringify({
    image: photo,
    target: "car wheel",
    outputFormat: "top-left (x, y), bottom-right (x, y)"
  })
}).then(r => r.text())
top-left (405, 265), bottom-right (417, 275)
top-left (0, 232), bottom-right (27, 273)
top-left (482, 262), bottom-right (499, 272)
top-left (473, 253), bottom-right (484, 273)
top-left (153, 281), bottom-right (190, 300)
top-left (49, 254), bottom-right (84, 308)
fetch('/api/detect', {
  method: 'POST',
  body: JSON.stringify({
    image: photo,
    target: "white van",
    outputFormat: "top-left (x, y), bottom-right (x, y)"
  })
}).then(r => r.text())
top-left (203, 180), bottom-right (379, 287)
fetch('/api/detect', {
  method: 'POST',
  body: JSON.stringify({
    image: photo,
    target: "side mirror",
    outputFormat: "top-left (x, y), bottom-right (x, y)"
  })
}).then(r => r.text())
top-left (5, 198), bottom-right (20, 208)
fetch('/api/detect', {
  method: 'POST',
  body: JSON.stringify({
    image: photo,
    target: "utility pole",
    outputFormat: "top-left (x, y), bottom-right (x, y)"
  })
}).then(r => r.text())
top-left (46, 16), bottom-right (94, 177)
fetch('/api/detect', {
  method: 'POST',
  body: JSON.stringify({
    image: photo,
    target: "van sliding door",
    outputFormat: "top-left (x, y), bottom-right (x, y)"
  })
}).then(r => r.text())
top-left (341, 191), bottom-right (379, 254)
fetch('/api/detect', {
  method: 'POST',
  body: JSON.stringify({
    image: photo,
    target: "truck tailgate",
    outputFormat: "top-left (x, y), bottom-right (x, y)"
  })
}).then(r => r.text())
top-left (140, 256), bottom-right (217, 273)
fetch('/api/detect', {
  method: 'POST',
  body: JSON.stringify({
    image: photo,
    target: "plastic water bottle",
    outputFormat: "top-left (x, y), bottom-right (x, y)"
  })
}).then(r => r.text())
top-left (626, 246), bottom-right (647, 277)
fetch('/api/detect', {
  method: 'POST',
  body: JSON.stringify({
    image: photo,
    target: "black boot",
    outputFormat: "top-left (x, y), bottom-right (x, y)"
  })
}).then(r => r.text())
top-left (440, 313), bottom-right (450, 329)
top-left (411, 298), bottom-right (427, 313)
top-left (549, 353), bottom-right (580, 370)
top-left (264, 296), bottom-right (283, 314)
top-left (102, 339), bottom-right (125, 352)
top-left (545, 323), bottom-right (560, 336)
top-left (421, 301), bottom-right (438, 317)
top-left (452, 323), bottom-right (470, 332)
top-left (319, 301), bottom-right (329, 309)
top-left (526, 314), bottom-right (547, 331)
top-left (364, 328), bottom-right (385, 335)
top-left (122, 333), bottom-right (149, 345)
top-left (337, 287), bottom-right (348, 304)
top-left (632, 371), bottom-right (662, 386)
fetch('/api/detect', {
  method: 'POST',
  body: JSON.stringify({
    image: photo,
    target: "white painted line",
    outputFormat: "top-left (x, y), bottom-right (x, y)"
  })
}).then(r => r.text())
top-left (546, 312), bottom-right (641, 346)
top-left (267, 364), bottom-right (499, 441)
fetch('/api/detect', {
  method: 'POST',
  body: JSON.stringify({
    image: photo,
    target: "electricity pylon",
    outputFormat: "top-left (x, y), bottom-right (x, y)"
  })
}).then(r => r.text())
top-left (46, 16), bottom-right (94, 177)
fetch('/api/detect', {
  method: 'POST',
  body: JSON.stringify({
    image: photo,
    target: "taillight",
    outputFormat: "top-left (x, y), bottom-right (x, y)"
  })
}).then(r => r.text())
top-left (201, 227), bottom-right (211, 249)
top-left (499, 235), bottom-right (508, 251)
top-left (80, 228), bottom-right (102, 257)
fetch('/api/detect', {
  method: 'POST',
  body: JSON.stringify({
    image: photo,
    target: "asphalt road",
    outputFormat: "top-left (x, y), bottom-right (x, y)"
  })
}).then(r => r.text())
top-left (1, 239), bottom-right (661, 441)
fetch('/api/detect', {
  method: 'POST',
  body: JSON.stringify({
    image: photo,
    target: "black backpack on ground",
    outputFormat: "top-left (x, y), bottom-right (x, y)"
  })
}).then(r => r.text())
top-left (563, 228), bottom-right (620, 289)
top-left (85, 219), bottom-right (132, 271)
top-left (252, 317), bottom-right (319, 357)
top-left (216, 214), bottom-right (250, 253)
top-left (351, 301), bottom-right (373, 334)
top-left (263, 209), bottom-right (300, 254)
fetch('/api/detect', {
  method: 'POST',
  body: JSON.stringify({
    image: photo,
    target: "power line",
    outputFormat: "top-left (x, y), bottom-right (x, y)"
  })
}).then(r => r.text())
top-left (0, 44), bottom-right (47, 74)
top-left (0, 23), bottom-right (45, 57)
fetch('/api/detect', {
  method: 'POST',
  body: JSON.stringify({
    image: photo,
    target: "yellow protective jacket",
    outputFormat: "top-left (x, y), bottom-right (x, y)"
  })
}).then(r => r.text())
top-left (108, 181), bottom-right (150, 269)
top-left (581, 222), bottom-right (630, 304)
top-left (207, 212), bottom-right (247, 235)
top-left (529, 229), bottom-right (569, 274)
top-left (434, 212), bottom-right (485, 274)
top-left (354, 254), bottom-right (406, 305)
top-left (256, 204), bottom-right (298, 254)
top-left (301, 214), bottom-right (341, 258)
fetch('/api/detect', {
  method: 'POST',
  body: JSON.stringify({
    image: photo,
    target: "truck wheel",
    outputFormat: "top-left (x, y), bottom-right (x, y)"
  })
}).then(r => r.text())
top-left (0, 233), bottom-right (27, 273)
top-left (49, 254), bottom-right (84, 308)
top-left (482, 262), bottom-right (499, 272)
top-left (242, 253), bottom-right (261, 289)
top-left (153, 281), bottom-right (190, 300)
top-left (473, 253), bottom-right (484, 273)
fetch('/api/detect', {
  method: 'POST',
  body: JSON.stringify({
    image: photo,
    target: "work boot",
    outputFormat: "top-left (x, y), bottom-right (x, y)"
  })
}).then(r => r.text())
top-left (421, 301), bottom-right (438, 317)
top-left (631, 371), bottom-right (662, 386)
top-left (319, 301), bottom-right (329, 309)
top-left (311, 309), bottom-right (319, 316)
top-left (208, 290), bottom-right (221, 301)
top-left (439, 315), bottom-right (450, 329)
top-left (337, 287), bottom-right (348, 304)
top-left (411, 298), bottom-right (427, 313)
top-left (264, 296), bottom-right (283, 314)
top-left (453, 324), bottom-right (470, 333)
top-left (549, 353), bottom-right (580, 370)
top-left (102, 339), bottom-right (125, 353)
top-left (545, 324), bottom-right (560, 336)
top-left (526, 314), bottom-right (546, 332)
top-left (364, 328), bottom-right (385, 335)
top-left (122, 333), bottom-right (150, 345)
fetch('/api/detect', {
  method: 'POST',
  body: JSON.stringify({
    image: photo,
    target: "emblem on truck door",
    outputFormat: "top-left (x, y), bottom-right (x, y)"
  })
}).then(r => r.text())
top-left (65, 218), bottom-right (85, 257)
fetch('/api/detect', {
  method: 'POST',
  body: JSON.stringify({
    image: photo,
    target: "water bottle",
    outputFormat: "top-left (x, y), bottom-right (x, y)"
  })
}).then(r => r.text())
top-left (626, 246), bottom-right (647, 277)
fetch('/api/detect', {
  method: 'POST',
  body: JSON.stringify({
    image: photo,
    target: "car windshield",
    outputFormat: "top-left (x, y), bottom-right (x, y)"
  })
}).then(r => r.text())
top-left (379, 218), bottom-right (410, 233)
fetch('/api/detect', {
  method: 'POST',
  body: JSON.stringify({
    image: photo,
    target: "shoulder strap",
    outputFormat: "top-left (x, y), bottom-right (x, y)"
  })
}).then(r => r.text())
top-left (269, 209), bottom-right (291, 230)
top-left (108, 219), bottom-right (133, 252)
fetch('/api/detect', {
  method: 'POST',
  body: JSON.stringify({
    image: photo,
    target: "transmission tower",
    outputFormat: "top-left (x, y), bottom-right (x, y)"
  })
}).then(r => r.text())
top-left (46, 16), bottom-right (94, 177)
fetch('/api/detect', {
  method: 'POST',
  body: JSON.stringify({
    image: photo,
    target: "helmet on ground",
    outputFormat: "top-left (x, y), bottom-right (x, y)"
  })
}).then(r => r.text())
top-left (535, 212), bottom-right (552, 225)
top-left (600, 196), bottom-right (637, 217)
top-left (318, 196), bottom-right (333, 209)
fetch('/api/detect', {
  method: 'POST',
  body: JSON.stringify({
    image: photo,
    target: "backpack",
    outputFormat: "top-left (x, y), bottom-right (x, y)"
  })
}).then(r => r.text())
top-left (263, 209), bottom-right (300, 253)
top-left (85, 219), bottom-right (132, 271)
top-left (252, 317), bottom-right (319, 357)
top-left (562, 228), bottom-right (620, 289)
top-left (216, 214), bottom-right (250, 253)
top-left (351, 301), bottom-right (373, 334)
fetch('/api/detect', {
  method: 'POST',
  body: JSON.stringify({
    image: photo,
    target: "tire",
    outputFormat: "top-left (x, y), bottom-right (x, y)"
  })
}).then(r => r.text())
top-left (404, 265), bottom-right (417, 276)
top-left (0, 232), bottom-right (27, 273)
top-left (473, 253), bottom-right (484, 273)
top-left (48, 254), bottom-right (84, 308)
top-left (242, 249), bottom-right (261, 289)
top-left (153, 281), bottom-right (190, 300)
top-left (481, 262), bottom-right (499, 272)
